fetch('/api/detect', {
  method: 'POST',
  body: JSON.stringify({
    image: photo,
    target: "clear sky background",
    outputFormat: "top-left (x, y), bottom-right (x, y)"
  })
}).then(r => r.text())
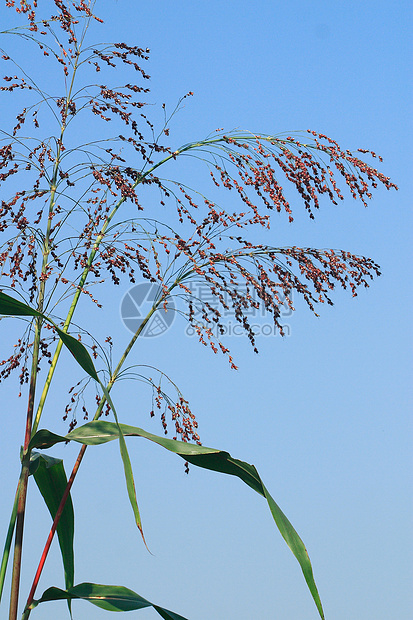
top-left (1, 1), bottom-right (412, 619)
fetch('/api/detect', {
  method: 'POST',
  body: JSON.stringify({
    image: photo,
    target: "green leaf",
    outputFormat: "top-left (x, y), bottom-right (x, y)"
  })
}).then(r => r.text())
top-left (30, 452), bottom-right (75, 592)
top-left (0, 295), bottom-right (144, 543)
top-left (30, 582), bottom-right (189, 619)
top-left (0, 291), bottom-right (98, 381)
top-left (99, 384), bottom-right (147, 548)
top-left (29, 452), bottom-right (62, 473)
top-left (28, 429), bottom-right (70, 451)
top-left (54, 327), bottom-right (98, 381)
top-left (30, 422), bottom-right (324, 618)
top-left (0, 292), bottom-right (43, 317)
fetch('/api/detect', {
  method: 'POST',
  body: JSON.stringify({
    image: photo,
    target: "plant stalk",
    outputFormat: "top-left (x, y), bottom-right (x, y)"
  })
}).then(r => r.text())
top-left (8, 316), bottom-right (43, 620)
top-left (8, 43), bottom-right (84, 620)
top-left (0, 484), bottom-right (19, 604)
top-left (22, 292), bottom-right (169, 617)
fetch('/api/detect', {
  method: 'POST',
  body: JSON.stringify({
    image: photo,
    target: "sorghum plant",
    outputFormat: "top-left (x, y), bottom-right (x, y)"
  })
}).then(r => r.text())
top-left (0, 2), bottom-right (397, 619)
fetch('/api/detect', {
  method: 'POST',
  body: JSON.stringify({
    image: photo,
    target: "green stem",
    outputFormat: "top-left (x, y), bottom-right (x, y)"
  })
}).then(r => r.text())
top-left (0, 484), bottom-right (19, 604)
top-left (16, 120), bottom-right (238, 619)
top-left (31, 125), bottom-right (257, 438)
top-left (11, 131), bottom-right (231, 616)
top-left (22, 286), bottom-right (174, 618)
top-left (8, 44), bottom-right (84, 620)
top-left (8, 311), bottom-right (43, 620)
top-left (31, 143), bottom-right (189, 436)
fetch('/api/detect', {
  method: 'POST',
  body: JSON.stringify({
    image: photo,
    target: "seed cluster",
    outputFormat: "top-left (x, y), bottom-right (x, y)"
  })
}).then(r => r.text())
top-left (1, 1), bottom-right (398, 442)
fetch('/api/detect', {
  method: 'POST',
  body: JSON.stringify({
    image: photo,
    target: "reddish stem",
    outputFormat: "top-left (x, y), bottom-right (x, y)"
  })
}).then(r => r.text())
top-left (24, 444), bottom-right (87, 614)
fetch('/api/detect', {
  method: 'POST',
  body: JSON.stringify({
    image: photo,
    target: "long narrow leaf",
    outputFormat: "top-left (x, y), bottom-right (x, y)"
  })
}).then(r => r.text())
top-left (0, 293), bottom-right (148, 546)
top-left (0, 292), bottom-right (98, 380)
top-left (29, 582), bottom-right (189, 619)
top-left (30, 422), bottom-right (324, 618)
top-left (29, 453), bottom-right (75, 592)
top-left (53, 328), bottom-right (98, 381)
top-left (0, 292), bottom-right (41, 316)
top-left (99, 384), bottom-right (147, 548)
top-left (0, 292), bottom-right (144, 543)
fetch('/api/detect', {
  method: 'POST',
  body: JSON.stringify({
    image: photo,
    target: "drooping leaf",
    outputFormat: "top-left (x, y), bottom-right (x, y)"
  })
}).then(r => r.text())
top-left (0, 292), bottom-right (43, 317)
top-left (99, 384), bottom-right (147, 547)
top-left (30, 452), bottom-right (75, 592)
top-left (0, 292), bottom-right (145, 545)
top-left (30, 422), bottom-right (324, 618)
top-left (53, 327), bottom-right (98, 381)
top-left (28, 429), bottom-right (71, 451)
top-left (29, 452), bottom-right (62, 473)
top-left (0, 291), bottom-right (98, 381)
top-left (29, 582), bottom-right (189, 619)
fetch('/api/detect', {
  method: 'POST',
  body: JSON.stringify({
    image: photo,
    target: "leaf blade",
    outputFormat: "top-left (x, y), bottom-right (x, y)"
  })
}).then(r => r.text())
top-left (99, 385), bottom-right (147, 548)
top-left (29, 421), bottom-right (324, 617)
top-left (0, 291), bottom-right (98, 381)
top-left (30, 453), bottom-right (75, 591)
top-left (0, 291), bottom-right (43, 317)
top-left (30, 583), bottom-right (189, 619)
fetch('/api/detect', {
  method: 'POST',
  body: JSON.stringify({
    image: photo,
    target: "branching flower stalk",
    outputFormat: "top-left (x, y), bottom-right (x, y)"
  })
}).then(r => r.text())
top-left (0, 2), bottom-right (398, 620)
top-left (1, 22), bottom-right (220, 609)
top-left (31, 146), bottom-right (185, 436)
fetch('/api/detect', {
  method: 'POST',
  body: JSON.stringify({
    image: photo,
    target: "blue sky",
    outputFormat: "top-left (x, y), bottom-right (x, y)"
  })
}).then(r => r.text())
top-left (1, 1), bottom-right (412, 619)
